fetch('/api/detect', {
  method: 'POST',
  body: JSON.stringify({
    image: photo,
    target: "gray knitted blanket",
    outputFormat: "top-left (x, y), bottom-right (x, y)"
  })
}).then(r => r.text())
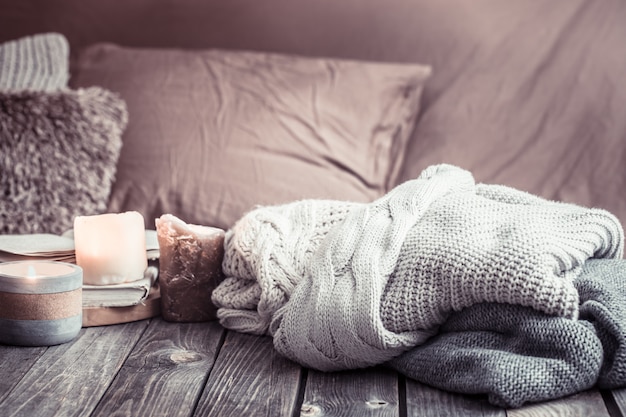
top-left (211, 164), bottom-right (624, 402)
top-left (387, 259), bottom-right (626, 408)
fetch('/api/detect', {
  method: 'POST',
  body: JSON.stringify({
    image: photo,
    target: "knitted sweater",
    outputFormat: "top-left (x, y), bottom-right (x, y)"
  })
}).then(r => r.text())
top-left (212, 164), bottom-right (623, 371)
top-left (387, 259), bottom-right (626, 408)
top-left (212, 199), bottom-right (359, 334)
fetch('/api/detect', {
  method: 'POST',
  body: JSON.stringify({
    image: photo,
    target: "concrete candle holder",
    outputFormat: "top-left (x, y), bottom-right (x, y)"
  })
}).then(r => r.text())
top-left (0, 261), bottom-right (83, 346)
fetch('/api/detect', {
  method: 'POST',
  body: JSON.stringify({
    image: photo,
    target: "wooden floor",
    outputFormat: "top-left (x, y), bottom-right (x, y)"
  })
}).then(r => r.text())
top-left (1, 317), bottom-right (625, 417)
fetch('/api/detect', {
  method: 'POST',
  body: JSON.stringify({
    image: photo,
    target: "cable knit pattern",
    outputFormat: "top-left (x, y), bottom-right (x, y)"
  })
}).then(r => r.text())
top-left (212, 199), bottom-right (359, 334)
top-left (212, 164), bottom-right (624, 372)
top-left (270, 165), bottom-right (473, 369)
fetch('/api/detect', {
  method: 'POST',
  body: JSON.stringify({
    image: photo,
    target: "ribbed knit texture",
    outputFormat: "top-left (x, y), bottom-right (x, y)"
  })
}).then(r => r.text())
top-left (212, 164), bottom-right (624, 372)
top-left (387, 259), bottom-right (626, 408)
top-left (0, 33), bottom-right (69, 91)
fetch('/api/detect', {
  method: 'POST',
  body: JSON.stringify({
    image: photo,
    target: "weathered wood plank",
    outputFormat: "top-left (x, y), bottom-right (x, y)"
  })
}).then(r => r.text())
top-left (607, 388), bottom-right (626, 417)
top-left (90, 318), bottom-right (225, 417)
top-left (194, 330), bottom-right (302, 417)
top-left (404, 378), bottom-right (504, 417)
top-left (300, 367), bottom-right (399, 417)
top-left (0, 321), bottom-right (149, 417)
top-left (0, 345), bottom-right (46, 402)
top-left (507, 390), bottom-right (610, 417)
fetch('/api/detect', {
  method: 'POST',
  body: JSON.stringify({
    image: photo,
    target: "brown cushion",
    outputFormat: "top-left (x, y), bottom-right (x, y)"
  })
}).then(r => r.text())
top-left (0, 87), bottom-right (128, 234)
top-left (70, 44), bottom-right (431, 229)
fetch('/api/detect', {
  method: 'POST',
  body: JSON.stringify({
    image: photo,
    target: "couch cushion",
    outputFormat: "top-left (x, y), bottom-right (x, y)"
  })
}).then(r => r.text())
top-left (0, 33), bottom-right (69, 91)
top-left (70, 44), bottom-right (431, 229)
top-left (0, 88), bottom-right (127, 235)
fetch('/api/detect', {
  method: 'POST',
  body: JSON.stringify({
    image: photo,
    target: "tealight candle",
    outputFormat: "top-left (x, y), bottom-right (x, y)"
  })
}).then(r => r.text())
top-left (0, 261), bottom-right (83, 346)
top-left (74, 211), bottom-right (148, 285)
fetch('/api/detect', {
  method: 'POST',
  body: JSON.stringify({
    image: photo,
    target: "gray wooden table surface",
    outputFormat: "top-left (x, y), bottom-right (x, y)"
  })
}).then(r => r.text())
top-left (1, 318), bottom-right (624, 417)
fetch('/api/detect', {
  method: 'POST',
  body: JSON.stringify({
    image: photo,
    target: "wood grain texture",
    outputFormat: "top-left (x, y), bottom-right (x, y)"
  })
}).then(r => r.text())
top-left (607, 388), bottom-right (626, 417)
top-left (404, 378), bottom-right (504, 417)
top-left (90, 318), bottom-right (225, 417)
top-left (300, 367), bottom-right (399, 417)
top-left (194, 330), bottom-right (302, 417)
top-left (0, 345), bottom-right (46, 402)
top-left (508, 390), bottom-right (610, 417)
top-left (0, 321), bottom-right (149, 417)
top-left (0, 322), bottom-right (624, 416)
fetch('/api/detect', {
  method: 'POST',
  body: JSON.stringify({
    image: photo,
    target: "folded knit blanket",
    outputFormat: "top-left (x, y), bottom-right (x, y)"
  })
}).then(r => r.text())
top-left (212, 198), bottom-right (359, 334)
top-left (212, 164), bottom-right (623, 371)
top-left (387, 259), bottom-right (626, 408)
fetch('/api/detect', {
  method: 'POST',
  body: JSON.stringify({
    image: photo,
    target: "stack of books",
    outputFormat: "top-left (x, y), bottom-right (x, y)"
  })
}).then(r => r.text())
top-left (0, 230), bottom-right (161, 326)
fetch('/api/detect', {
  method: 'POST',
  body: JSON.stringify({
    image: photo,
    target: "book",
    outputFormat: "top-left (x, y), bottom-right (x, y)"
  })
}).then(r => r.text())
top-left (0, 230), bottom-right (162, 310)
top-left (145, 229), bottom-right (160, 260)
top-left (82, 266), bottom-right (159, 308)
top-left (0, 232), bottom-right (76, 262)
top-left (82, 285), bottom-right (161, 327)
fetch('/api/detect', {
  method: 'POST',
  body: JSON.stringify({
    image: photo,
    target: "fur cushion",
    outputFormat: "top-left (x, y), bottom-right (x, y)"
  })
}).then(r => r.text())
top-left (0, 87), bottom-right (128, 234)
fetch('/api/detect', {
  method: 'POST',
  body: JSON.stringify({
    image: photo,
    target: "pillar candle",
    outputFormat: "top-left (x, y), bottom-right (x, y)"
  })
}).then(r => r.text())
top-left (155, 214), bottom-right (225, 322)
top-left (74, 211), bottom-right (148, 285)
top-left (0, 261), bottom-right (83, 346)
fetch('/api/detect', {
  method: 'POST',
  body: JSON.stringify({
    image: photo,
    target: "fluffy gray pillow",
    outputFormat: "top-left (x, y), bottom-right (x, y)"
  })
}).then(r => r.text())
top-left (0, 87), bottom-right (128, 235)
top-left (0, 33), bottom-right (70, 91)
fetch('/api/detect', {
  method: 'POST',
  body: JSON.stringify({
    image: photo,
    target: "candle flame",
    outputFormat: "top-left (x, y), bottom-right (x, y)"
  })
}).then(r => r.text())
top-left (26, 264), bottom-right (38, 279)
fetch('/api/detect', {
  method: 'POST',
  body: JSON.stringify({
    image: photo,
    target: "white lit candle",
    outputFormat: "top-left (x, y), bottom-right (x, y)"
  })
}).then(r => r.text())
top-left (74, 211), bottom-right (148, 285)
top-left (0, 260), bottom-right (83, 346)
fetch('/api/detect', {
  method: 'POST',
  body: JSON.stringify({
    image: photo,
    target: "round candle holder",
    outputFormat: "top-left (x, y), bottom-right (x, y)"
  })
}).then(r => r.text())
top-left (0, 261), bottom-right (83, 346)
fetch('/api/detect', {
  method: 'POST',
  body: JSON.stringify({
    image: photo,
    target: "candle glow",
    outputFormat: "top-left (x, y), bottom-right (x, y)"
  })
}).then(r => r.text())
top-left (74, 211), bottom-right (148, 285)
top-left (26, 265), bottom-right (37, 279)
top-left (0, 260), bottom-right (83, 346)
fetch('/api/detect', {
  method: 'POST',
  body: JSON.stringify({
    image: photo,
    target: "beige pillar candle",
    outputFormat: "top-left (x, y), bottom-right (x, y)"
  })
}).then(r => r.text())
top-left (74, 211), bottom-right (148, 285)
top-left (155, 214), bottom-right (225, 322)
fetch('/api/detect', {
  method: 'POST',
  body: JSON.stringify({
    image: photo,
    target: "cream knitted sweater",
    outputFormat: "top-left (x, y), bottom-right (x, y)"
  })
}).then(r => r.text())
top-left (212, 164), bottom-right (624, 371)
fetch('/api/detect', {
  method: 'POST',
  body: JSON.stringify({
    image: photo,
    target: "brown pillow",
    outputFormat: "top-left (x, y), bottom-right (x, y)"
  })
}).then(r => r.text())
top-left (70, 43), bottom-right (431, 230)
top-left (0, 87), bottom-right (128, 235)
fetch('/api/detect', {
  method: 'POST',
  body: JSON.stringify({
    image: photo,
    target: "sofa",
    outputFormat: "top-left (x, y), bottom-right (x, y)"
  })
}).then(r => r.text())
top-left (1, 0), bottom-right (625, 408)
top-left (2, 0), bottom-right (626, 234)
